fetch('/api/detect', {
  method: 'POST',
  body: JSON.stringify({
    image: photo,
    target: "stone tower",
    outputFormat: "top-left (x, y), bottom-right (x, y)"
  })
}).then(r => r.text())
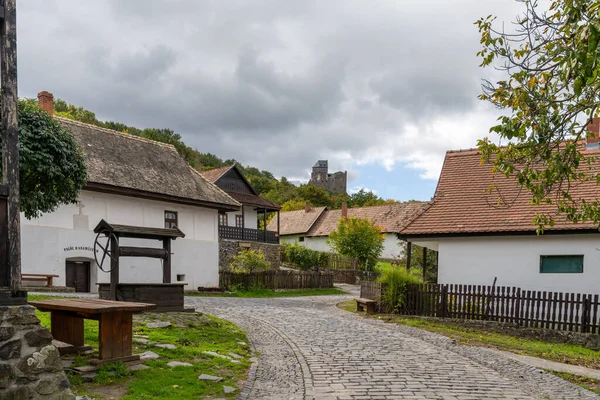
top-left (309, 160), bottom-right (347, 194)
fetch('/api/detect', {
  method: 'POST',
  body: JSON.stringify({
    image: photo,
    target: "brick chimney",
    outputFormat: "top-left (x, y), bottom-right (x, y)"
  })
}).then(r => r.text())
top-left (341, 202), bottom-right (348, 219)
top-left (304, 204), bottom-right (311, 213)
top-left (37, 91), bottom-right (54, 116)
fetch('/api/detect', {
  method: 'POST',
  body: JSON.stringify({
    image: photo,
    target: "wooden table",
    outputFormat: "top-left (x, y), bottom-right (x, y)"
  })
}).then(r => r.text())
top-left (29, 298), bottom-right (155, 364)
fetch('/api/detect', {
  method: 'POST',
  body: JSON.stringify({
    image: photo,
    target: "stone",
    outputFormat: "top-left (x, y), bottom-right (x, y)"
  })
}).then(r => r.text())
top-left (82, 373), bottom-right (97, 383)
top-left (155, 344), bottom-right (176, 350)
top-left (5, 305), bottom-right (40, 325)
top-left (228, 352), bottom-right (243, 359)
top-left (167, 361), bottom-right (193, 368)
top-left (0, 363), bottom-right (12, 388)
top-left (0, 326), bottom-right (15, 341)
top-left (72, 366), bottom-right (96, 373)
top-left (0, 339), bottom-right (21, 360)
top-left (133, 338), bottom-right (151, 344)
top-left (237, 342), bottom-right (247, 346)
top-left (128, 364), bottom-right (150, 372)
top-left (24, 328), bottom-right (53, 348)
top-left (35, 378), bottom-right (60, 395)
top-left (219, 239), bottom-right (281, 271)
top-left (197, 374), bottom-right (223, 382)
top-left (0, 386), bottom-right (32, 400)
top-left (17, 345), bottom-right (63, 375)
top-left (138, 351), bottom-right (160, 361)
top-left (223, 386), bottom-right (237, 394)
top-left (146, 321), bottom-right (171, 329)
top-left (202, 350), bottom-right (239, 363)
top-left (61, 360), bottom-right (73, 369)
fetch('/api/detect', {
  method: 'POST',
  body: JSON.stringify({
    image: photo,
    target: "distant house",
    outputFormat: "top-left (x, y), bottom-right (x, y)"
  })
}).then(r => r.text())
top-left (270, 202), bottom-right (429, 260)
top-left (399, 119), bottom-right (600, 295)
top-left (200, 164), bottom-right (281, 243)
top-left (22, 91), bottom-right (241, 292)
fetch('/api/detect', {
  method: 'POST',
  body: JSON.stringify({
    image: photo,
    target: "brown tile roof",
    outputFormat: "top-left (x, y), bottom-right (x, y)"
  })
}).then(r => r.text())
top-left (400, 148), bottom-right (600, 236)
top-left (199, 165), bottom-right (233, 183)
top-left (306, 202), bottom-right (430, 237)
top-left (267, 206), bottom-right (327, 235)
top-left (57, 117), bottom-right (240, 211)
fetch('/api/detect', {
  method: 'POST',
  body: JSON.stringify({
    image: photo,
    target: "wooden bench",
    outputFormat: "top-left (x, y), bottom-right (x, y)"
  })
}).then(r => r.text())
top-left (21, 273), bottom-right (59, 287)
top-left (355, 298), bottom-right (377, 315)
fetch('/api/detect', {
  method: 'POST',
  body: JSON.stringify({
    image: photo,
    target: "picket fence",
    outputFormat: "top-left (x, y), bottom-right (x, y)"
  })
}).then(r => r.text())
top-left (219, 270), bottom-right (334, 291)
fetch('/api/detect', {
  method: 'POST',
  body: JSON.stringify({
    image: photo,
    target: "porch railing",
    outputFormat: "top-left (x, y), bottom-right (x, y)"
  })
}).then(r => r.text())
top-left (219, 225), bottom-right (279, 244)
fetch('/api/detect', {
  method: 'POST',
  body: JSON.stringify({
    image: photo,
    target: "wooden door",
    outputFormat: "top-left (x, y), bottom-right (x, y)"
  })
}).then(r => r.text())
top-left (65, 261), bottom-right (90, 292)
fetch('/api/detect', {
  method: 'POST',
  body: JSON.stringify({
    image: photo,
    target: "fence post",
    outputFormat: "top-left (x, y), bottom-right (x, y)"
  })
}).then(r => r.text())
top-left (514, 288), bottom-right (521, 326)
top-left (582, 295), bottom-right (590, 334)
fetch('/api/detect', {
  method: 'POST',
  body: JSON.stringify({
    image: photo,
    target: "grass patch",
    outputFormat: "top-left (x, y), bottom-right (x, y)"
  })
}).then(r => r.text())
top-left (550, 372), bottom-right (600, 394)
top-left (337, 299), bottom-right (358, 313)
top-left (28, 294), bottom-right (251, 399)
top-left (187, 288), bottom-right (346, 298)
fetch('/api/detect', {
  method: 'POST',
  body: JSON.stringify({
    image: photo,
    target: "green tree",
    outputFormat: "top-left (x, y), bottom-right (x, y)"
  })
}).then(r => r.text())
top-left (395, 243), bottom-right (438, 283)
top-left (327, 217), bottom-right (384, 271)
top-left (6, 99), bottom-right (87, 218)
top-left (228, 249), bottom-right (271, 273)
top-left (476, 0), bottom-right (600, 230)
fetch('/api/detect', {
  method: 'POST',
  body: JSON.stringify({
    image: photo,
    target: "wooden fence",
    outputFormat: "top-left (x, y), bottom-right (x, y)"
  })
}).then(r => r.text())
top-left (402, 284), bottom-right (600, 334)
top-left (219, 270), bottom-right (334, 291)
top-left (326, 254), bottom-right (359, 270)
top-left (360, 281), bottom-right (382, 304)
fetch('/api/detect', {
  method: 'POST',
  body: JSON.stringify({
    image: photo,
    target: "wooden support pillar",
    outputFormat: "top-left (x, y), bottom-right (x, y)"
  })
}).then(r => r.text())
top-left (406, 241), bottom-right (412, 271)
top-left (277, 210), bottom-right (280, 244)
top-left (162, 238), bottom-right (171, 283)
top-left (109, 235), bottom-right (119, 301)
top-left (241, 205), bottom-right (245, 240)
top-left (263, 208), bottom-right (267, 242)
top-left (422, 246), bottom-right (428, 282)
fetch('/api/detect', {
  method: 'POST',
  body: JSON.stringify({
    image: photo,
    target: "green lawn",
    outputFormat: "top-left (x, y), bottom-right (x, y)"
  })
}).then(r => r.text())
top-left (28, 294), bottom-right (251, 399)
top-left (187, 288), bottom-right (346, 298)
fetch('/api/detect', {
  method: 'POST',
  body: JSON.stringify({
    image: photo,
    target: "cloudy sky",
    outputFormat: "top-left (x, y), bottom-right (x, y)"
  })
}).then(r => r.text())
top-left (18, 0), bottom-right (524, 201)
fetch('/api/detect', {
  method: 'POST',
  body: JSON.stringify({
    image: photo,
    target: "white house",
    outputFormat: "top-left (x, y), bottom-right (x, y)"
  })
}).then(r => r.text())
top-left (271, 202), bottom-right (429, 260)
top-left (399, 120), bottom-right (600, 295)
top-left (21, 92), bottom-right (241, 292)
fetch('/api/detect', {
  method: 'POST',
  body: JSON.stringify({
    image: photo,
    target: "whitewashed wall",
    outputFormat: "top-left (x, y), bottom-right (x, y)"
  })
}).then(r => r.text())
top-left (283, 234), bottom-right (402, 260)
top-left (225, 205), bottom-right (257, 229)
top-left (21, 190), bottom-right (221, 292)
top-left (280, 234), bottom-right (305, 245)
top-left (436, 234), bottom-right (600, 295)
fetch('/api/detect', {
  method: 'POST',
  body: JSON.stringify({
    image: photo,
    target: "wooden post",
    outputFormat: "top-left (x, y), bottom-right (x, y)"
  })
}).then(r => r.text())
top-left (162, 238), bottom-right (171, 283)
top-left (406, 241), bottom-right (412, 271)
top-left (263, 208), bottom-right (267, 242)
top-left (0, 0), bottom-right (24, 304)
top-left (422, 246), bottom-right (428, 282)
top-left (241, 205), bottom-right (245, 240)
top-left (109, 234), bottom-right (119, 301)
top-left (277, 210), bottom-right (280, 244)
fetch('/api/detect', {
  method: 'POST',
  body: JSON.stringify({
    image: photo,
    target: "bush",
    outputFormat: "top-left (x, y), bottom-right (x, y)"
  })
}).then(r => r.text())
top-left (228, 250), bottom-right (271, 273)
top-left (281, 242), bottom-right (328, 270)
top-left (327, 217), bottom-right (384, 271)
top-left (377, 265), bottom-right (422, 313)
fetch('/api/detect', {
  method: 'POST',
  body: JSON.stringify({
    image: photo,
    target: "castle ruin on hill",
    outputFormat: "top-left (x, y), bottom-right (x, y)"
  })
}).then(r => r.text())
top-left (309, 160), bottom-right (347, 194)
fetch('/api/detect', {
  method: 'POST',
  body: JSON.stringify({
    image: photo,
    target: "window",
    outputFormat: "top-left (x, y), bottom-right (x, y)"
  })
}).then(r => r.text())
top-left (540, 255), bottom-right (583, 273)
top-left (235, 215), bottom-right (244, 228)
top-left (164, 211), bottom-right (178, 229)
top-left (299, 236), bottom-right (305, 242)
top-left (218, 213), bottom-right (228, 226)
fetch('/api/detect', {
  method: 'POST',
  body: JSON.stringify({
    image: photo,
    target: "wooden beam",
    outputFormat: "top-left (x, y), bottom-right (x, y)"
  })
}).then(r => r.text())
top-left (162, 239), bottom-right (171, 284)
top-left (422, 246), bottom-right (428, 282)
top-left (277, 210), bottom-right (280, 244)
top-left (1, 0), bottom-right (20, 295)
top-left (109, 235), bottom-right (119, 301)
top-left (263, 208), bottom-right (267, 242)
top-left (241, 206), bottom-right (245, 240)
top-left (119, 246), bottom-right (168, 259)
top-left (406, 241), bottom-right (412, 271)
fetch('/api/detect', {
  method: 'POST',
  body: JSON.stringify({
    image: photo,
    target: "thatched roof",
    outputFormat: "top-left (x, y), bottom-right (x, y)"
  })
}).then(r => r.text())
top-left (267, 206), bottom-right (327, 235)
top-left (57, 117), bottom-right (240, 212)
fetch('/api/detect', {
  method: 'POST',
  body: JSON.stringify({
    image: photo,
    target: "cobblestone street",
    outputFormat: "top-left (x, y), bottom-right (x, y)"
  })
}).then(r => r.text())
top-left (187, 290), bottom-right (599, 400)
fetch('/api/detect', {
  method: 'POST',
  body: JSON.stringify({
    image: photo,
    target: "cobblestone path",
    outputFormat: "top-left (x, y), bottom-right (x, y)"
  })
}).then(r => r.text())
top-left (187, 292), bottom-right (598, 400)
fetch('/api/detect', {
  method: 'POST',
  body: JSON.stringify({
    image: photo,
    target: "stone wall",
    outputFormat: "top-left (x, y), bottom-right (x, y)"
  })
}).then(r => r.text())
top-left (0, 305), bottom-right (74, 399)
top-left (219, 239), bottom-right (281, 271)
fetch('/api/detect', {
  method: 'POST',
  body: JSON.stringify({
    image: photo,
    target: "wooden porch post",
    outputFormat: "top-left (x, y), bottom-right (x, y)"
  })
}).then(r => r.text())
top-left (263, 208), bottom-right (267, 242)
top-left (277, 210), bottom-right (280, 244)
top-left (241, 205), bottom-right (245, 240)
top-left (422, 246), bottom-right (428, 282)
top-left (406, 241), bottom-right (412, 271)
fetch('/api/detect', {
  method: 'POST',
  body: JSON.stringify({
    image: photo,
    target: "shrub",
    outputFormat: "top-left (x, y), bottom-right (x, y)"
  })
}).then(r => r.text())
top-left (327, 217), bottom-right (384, 271)
top-left (228, 250), bottom-right (271, 273)
top-left (281, 242), bottom-right (328, 270)
top-left (377, 265), bottom-right (422, 313)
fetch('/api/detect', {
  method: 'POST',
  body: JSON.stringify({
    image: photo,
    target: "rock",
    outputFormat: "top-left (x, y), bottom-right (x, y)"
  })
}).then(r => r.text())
top-left (133, 338), bottom-right (151, 344)
top-left (237, 341), bottom-right (247, 346)
top-left (1, 386), bottom-right (32, 399)
top-left (62, 360), bottom-right (74, 369)
top-left (0, 339), bottom-right (21, 360)
top-left (76, 397), bottom-right (94, 400)
top-left (24, 328), bottom-right (53, 348)
top-left (155, 344), bottom-right (177, 350)
top-left (167, 361), bottom-right (193, 367)
top-left (138, 351), bottom-right (160, 361)
top-left (82, 373), bottom-right (97, 383)
top-left (5, 305), bottom-right (39, 325)
top-left (35, 378), bottom-right (60, 395)
top-left (202, 351), bottom-right (238, 363)
top-left (17, 345), bottom-right (63, 374)
top-left (228, 352), bottom-right (243, 360)
top-left (72, 366), bottom-right (96, 373)
top-left (146, 321), bottom-right (171, 329)
top-left (223, 385), bottom-right (237, 394)
top-left (0, 326), bottom-right (15, 341)
top-left (128, 364), bottom-right (150, 372)
top-left (0, 363), bottom-right (12, 388)
top-left (198, 374), bottom-right (223, 382)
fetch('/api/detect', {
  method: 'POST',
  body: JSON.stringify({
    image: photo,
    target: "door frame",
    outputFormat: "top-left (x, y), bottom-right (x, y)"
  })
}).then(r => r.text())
top-left (65, 260), bottom-right (91, 292)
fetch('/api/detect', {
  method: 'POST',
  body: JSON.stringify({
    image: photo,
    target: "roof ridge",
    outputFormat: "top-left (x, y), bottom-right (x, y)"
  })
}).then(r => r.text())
top-left (55, 116), bottom-right (177, 150)
top-left (189, 166), bottom-right (241, 207)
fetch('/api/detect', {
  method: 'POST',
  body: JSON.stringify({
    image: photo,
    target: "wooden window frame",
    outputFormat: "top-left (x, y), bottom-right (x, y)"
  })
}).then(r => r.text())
top-left (164, 210), bottom-right (178, 229)
top-left (539, 255), bottom-right (584, 274)
top-left (299, 236), bottom-right (305, 242)
top-left (219, 213), bottom-right (228, 226)
top-left (235, 215), bottom-right (244, 228)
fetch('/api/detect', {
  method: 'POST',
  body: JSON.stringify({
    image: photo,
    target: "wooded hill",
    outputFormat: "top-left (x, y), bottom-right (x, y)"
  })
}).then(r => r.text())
top-left (53, 98), bottom-right (397, 211)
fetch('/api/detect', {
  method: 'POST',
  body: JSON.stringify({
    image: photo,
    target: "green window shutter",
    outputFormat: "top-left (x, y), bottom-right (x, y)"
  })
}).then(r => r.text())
top-left (540, 255), bottom-right (584, 273)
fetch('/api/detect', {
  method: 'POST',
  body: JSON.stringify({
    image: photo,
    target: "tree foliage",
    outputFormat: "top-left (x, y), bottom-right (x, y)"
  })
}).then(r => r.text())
top-left (476, 0), bottom-right (600, 230)
top-left (327, 217), bottom-right (384, 270)
top-left (228, 249), bottom-right (271, 273)
top-left (3, 99), bottom-right (87, 218)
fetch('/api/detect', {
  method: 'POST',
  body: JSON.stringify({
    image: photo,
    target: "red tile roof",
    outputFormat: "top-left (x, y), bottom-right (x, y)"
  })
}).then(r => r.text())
top-left (267, 206), bottom-right (327, 235)
top-left (400, 148), bottom-right (600, 236)
top-left (306, 202), bottom-right (429, 237)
